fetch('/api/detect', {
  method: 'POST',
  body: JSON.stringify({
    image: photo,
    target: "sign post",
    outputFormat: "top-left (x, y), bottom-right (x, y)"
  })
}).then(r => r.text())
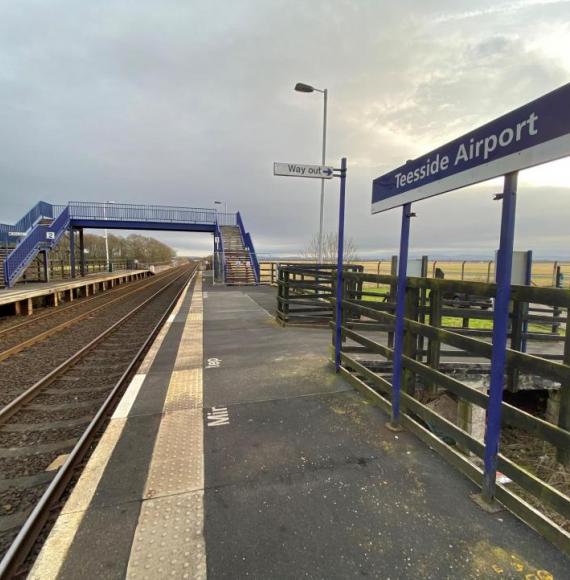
top-left (334, 158), bottom-right (347, 371)
top-left (482, 172), bottom-right (518, 504)
top-left (388, 202), bottom-right (413, 429)
top-left (274, 158), bottom-right (348, 372)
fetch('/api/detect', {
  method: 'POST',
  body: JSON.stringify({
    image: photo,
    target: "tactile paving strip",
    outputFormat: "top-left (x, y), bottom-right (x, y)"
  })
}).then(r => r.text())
top-left (143, 409), bottom-right (203, 498)
top-left (126, 492), bottom-right (206, 580)
top-left (127, 274), bottom-right (206, 577)
top-left (163, 369), bottom-right (203, 412)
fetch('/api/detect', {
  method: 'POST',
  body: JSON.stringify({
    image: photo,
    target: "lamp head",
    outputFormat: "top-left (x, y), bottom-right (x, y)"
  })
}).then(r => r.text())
top-left (294, 82), bottom-right (314, 93)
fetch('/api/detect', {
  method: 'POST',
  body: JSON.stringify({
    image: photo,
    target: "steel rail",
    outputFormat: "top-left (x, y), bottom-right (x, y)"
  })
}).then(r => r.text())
top-left (0, 271), bottom-right (161, 339)
top-left (0, 267), bottom-right (184, 362)
top-left (0, 266), bottom-right (191, 426)
top-left (0, 265), bottom-right (198, 579)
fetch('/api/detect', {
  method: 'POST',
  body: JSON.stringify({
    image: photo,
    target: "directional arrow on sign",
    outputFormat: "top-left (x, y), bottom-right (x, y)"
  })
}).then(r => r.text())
top-left (273, 162), bottom-right (335, 179)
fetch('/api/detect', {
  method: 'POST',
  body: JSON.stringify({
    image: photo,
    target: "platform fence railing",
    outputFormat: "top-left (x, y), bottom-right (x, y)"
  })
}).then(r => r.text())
top-left (333, 270), bottom-right (570, 555)
top-left (276, 263), bottom-right (363, 326)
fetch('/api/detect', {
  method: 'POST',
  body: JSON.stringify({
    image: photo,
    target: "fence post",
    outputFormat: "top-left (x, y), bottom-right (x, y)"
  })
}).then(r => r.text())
top-left (558, 327), bottom-right (570, 465)
top-left (284, 269), bottom-right (290, 324)
top-left (426, 286), bottom-right (442, 393)
top-left (388, 255), bottom-right (398, 348)
top-left (461, 260), bottom-right (466, 280)
top-left (376, 261), bottom-right (381, 287)
top-left (402, 285), bottom-right (419, 396)
top-left (553, 266), bottom-right (562, 334)
top-left (552, 261), bottom-right (559, 287)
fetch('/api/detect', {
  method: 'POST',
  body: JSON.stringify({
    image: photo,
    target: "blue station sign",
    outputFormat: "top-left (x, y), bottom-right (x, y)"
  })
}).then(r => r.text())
top-left (372, 82), bottom-right (570, 213)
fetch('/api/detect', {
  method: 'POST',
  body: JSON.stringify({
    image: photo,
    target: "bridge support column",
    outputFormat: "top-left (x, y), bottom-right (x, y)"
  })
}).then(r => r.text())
top-left (79, 228), bottom-right (86, 277)
top-left (69, 228), bottom-right (76, 279)
top-left (42, 250), bottom-right (50, 283)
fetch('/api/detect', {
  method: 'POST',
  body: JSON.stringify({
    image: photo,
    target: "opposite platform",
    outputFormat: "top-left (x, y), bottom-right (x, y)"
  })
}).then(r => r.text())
top-left (0, 270), bottom-right (151, 315)
top-left (29, 277), bottom-right (570, 579)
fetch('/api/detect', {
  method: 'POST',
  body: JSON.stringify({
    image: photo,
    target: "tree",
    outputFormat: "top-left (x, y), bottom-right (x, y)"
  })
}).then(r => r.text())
top-left (303, 231), bottom-right (359, 263)
top-left (49, 231), bottom-right (176, 263)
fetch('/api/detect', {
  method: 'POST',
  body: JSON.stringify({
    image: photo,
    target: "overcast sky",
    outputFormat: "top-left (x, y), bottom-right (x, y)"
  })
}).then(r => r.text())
top-left (1, 0), bottom-right (569, 258)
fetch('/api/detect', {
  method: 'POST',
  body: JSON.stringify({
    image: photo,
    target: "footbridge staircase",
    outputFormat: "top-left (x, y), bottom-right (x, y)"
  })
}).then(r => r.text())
top-left (1, 202), bottom-right (259, 288)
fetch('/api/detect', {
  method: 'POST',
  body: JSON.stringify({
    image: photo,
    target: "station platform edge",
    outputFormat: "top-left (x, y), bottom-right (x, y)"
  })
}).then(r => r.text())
top-left (0, 270), bottom-right (151, 315)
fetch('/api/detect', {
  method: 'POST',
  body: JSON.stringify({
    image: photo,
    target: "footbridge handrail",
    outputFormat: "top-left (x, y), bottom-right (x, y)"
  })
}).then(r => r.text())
top-left (3, 206), bottom-right (70, 287)
top-left (62, 201), bottom-right (225, 225)
top-left (237, 211), bottom-right (260, 283)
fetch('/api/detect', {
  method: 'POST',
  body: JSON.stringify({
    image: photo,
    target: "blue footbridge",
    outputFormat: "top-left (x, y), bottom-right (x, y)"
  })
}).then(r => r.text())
top-left (0, 201), bottom-right (259, 287)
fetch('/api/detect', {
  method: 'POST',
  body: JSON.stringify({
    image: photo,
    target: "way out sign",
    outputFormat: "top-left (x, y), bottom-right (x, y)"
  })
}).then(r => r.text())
top-left (274, 162), bottom-right (334, 179)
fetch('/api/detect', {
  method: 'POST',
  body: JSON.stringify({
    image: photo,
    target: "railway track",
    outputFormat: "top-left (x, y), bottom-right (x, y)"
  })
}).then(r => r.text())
top-left (0, 267), bottom-right (180, 362)
top-left (0, 264), bottom-right (198, 576)
top-left (0, 267), bottom-right (189, 408)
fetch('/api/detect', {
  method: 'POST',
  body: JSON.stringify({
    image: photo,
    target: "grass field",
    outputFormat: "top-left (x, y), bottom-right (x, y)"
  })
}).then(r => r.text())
top-left (259, 259), bottom-right (570, 288)
top-left (354, 260), bottom-right (570, 287)
top-left (359, 286), bottom-right (554, 332)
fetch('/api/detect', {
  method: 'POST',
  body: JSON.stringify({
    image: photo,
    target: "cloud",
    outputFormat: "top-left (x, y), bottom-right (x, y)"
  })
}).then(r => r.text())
top-left (0, 0), bottom-right (569, 259)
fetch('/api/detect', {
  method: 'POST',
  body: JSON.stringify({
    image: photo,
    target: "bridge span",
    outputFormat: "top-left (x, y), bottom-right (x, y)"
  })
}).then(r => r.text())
top-left (0, 201), bottom-right (259, 287)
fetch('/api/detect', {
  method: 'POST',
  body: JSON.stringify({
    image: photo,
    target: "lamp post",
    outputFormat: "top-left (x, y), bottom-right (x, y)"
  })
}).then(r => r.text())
top-left (103, 201), bottom-right (116, 272)
top-left (294, 82), bottom-right (328, 263)
top-left (214, 200), bottom-right (227, 216)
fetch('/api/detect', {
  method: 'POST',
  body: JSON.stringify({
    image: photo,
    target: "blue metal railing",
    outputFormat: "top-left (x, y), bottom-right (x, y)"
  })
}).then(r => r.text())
top-left (0, 201), bottom-right (55, 246)
top-left (63, 201), bottom-right (236, 226)
top-left (236, 211), bottom-right (260, 283)
top-left (3, 206), bottom-right (69, 287)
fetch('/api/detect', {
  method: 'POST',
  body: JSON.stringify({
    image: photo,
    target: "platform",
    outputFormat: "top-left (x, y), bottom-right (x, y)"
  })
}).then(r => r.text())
top-left (29, 275), bottom-right (569, 579)
top-left (0, 270), bottom-right (150, 315)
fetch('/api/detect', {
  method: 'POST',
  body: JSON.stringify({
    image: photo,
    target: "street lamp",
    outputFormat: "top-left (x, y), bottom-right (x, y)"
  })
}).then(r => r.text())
top-left (214, 200), bottom-right (227, 215)
top-left (103, 201), bottom-right (116, 271)
top-left (294, 81), bottom-right (328, 263)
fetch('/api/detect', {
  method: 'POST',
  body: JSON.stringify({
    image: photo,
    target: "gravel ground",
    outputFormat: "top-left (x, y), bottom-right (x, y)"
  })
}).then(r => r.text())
top-left (0, 425), bottom-right (87, 448)
top-left (32, 388), bottom-right (108, 406)
top-left (9, 407), bottom-right (96, 425)
top-left (1, 483), bottom-right (50, 520)
top-left (0, 483), bottom-right (50, 557)
top-left (0, 450), bottom-right (69, 479)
